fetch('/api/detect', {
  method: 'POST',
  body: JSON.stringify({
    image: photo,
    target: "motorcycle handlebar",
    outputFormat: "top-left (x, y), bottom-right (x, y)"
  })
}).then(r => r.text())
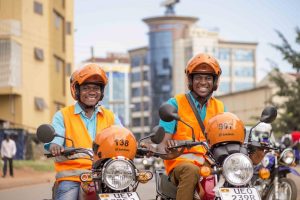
top-left (136, 140), bottom-right (207, 158)
top-left (136, 148), bottom-right (162, 158)
top-left (44, 147), bottom-right (93, 158)
top-left (167, 140), bottom-right (205, 150)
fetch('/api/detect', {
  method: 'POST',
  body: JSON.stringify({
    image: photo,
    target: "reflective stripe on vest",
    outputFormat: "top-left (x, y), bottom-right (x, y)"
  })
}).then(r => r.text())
top-left (54, 105), bottom-right (115, 182)
top-left (178, 154), bottom-right (205, 165)
top-left (164, 94), bottom-right (225, 174)
top-left (56, 169), bottom-right (91, 179)
top-left (55, 152), bottom-right (92, 163)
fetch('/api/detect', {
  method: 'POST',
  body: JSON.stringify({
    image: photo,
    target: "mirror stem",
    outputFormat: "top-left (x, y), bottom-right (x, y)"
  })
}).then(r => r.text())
top-left (179, 119), bottom-right (195, 142)
top-left (247, 121), bottom-right (260, 144)
top-left (138, 135), bottom-right (151, 145)
top-left (56, 135), bottom-right (75, 148)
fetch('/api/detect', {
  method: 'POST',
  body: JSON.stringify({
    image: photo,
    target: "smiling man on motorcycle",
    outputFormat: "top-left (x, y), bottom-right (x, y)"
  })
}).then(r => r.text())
top-left (44, 63), bottom-right (122, 200)
top-left (158, 53), bottom-right (226, 199)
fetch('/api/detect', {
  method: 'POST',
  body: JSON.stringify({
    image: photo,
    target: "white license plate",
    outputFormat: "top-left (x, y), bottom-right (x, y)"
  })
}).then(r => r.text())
top-left (219, 187), bottom-right (261, 200)
top-left (99, 192), bottom-right (140, 200)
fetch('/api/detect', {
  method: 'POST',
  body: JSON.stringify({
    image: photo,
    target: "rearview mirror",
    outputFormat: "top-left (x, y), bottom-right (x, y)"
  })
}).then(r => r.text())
top-left (150, 126), bottom-right (165, 144)
top-left (159, 103), bottom-right (179, 122)
top-left (260, 106), bottom-right (277, 123)
top-left (36, 124), bottom-right (56, 143)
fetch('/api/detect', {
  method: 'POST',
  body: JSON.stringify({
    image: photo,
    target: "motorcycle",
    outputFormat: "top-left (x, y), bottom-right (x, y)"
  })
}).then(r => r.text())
top-left (149, 103), bottom-right (278, 200)
top-left (36, 124), bottom-right (164, 200)
top-left (252, 141), bottom-right (300, 200)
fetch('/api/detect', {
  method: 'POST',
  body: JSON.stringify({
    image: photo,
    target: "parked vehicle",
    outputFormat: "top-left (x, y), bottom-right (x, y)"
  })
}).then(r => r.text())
top-left (36, 124), bottom-right (163, 200)
top-left (150, 103), bottom-right (278, 200)
top-left (252, 141), bottom-right (300, 200)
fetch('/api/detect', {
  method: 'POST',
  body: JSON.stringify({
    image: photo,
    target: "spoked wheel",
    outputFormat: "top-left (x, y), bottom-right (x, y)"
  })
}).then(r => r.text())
top-left (265, 178), bottom-right (297, 200)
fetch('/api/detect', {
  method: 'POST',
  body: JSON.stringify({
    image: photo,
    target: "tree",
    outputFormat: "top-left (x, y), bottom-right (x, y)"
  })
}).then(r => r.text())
top-left (269, 27), bottom-right (300, 133)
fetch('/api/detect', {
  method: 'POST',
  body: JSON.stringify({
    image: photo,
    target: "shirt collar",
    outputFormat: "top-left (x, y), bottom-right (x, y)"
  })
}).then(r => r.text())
top-left (188, 91), bottom-right (210, 108)
top-left (74, 102), bottom-right (103, 114)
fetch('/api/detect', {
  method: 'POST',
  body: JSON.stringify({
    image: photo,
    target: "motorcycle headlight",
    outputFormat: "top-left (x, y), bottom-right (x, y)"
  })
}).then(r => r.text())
top-left (222, 153), bottom-right (253, 186)
top-left (102, 159), bottom-right (136, 190)
top-left (142, 159), bottom-right (148, 165)
top-left (280, 148), bottom-right (295, 165)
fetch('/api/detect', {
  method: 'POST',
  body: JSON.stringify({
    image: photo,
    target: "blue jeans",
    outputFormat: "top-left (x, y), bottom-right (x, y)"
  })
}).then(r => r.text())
top-left (55, 181), bottom-right (80, 200)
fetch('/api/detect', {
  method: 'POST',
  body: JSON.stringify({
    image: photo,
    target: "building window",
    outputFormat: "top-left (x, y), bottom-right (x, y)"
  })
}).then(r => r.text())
top-left (234, 66), bottom-right (254, 77)
top-left (65, 63), bottom-right (72, 76)
top-left (131, 88), bottom-right (141, 97)
top-left (143, 55), bottom-right (148, 65)
top-left (131, 56), bottom-right (141, 67)
top-left (66, 22), bottom-right (72, 35)
top-left (55, 56), bottom-right (64, 73)
top-left (34, 48), bottom-right (44, 61)
top-left (143, 87), bottom-right (149, 96)
top-left (143, 71), bottom-right (149, 81)
top-left (34, 97), bottom-right (47, 111)
top-left (162, 58), bottom-right (170, 69)
top-left (161, 84), bottom-right (171, 92)
top-left (132, 102), bottom-right (141, 112)
top-left (54, 10), bottom-right (63, 29)
top-left (234, 49), bottom-right (253, 61)
top-left (131, 72), bottom-right (140, 82)
top-left (219, 48), bottom-right (230, 61)
top-left (184, 46), bottom-right (193, 64)
top-left (144, 117), bottom-right (149, 126)
top-left (34, 1), bottom-right (43, 15)
top-left (132, 118), bottom-right (141, 127)
top-left (221, 63), bottom-right (230, 76)
top-left (0, 39), bottom-right (21, 87)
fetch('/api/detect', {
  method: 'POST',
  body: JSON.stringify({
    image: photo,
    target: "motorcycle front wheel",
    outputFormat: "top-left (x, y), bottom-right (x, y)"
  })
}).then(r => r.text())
top-left (265, 178), bottom-right (297, 200)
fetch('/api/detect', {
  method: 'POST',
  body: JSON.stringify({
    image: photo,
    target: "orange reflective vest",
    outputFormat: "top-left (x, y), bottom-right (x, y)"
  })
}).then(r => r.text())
top-left (164, 94), bottom-right (225, 174)
top-left (55, 105), bottom-right (115, 182)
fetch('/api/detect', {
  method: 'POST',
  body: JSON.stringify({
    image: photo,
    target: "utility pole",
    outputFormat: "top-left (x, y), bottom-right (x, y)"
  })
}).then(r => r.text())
top-left (91, 46), bottom-right (95, 62)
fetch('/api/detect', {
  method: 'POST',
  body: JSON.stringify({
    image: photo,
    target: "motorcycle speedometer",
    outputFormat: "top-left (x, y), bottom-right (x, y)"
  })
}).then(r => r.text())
top-left (102, 158), bottom-right (136, 191)
top-left (280, 148), bottom-right (295, 165)
top-left (222, 153), bottom-right (254, 186)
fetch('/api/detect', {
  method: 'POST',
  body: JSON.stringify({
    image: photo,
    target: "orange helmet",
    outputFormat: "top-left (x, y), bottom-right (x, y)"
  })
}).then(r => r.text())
top-left (93, 126), bottom-right (137, 160)
top-left (185, 53), bottom-right (222, 91)
top-left (70, 63), bottom-right (108, 100)
top-left (206, 112), bottom-right (245, 147)
top-left (70, 69), bottom-right (79, 100)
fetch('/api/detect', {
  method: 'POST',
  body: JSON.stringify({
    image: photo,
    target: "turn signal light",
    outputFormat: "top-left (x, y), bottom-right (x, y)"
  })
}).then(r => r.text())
top-left (80, 172), bottom-right (93, 182)
top-left (137, 171), bottom-right (153, 183)
top-left (199, 166), bottom-right (211, 177)
top-left (259, 167), bottom-right (270, 180)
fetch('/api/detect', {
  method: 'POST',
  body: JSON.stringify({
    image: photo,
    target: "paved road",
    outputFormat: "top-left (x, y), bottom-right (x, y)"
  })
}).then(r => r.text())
top-left (0, 178), bottom-right (157, 200)
top-left (0, 169), bottom-right (299, 200)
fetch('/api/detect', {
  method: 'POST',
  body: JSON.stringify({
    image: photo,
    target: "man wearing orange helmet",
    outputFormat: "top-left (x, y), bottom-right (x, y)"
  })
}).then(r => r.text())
top-left (158, 53), bottom-right (226, 199)
top-left (44, 63), bottom-right (122, 200)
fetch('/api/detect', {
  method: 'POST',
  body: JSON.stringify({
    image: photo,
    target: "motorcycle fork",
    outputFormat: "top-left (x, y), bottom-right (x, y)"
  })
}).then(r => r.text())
top-left (273, 151), bottom-right (279, 200)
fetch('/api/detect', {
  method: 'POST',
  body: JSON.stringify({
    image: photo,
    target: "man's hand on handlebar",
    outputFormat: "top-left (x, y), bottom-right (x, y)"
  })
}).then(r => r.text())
top-left (49, 143), bottom-right (64, 156)
top-left (166, 139), bottom-right (181, 153)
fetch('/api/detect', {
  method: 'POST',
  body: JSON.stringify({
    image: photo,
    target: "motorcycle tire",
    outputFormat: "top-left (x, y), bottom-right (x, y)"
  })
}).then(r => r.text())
top-left (264, 177), bottom-right (297, 200)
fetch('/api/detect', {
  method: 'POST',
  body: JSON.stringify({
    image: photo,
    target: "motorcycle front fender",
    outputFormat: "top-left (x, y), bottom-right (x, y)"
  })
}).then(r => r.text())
top-left (279, 166), bottom-right (300, 176)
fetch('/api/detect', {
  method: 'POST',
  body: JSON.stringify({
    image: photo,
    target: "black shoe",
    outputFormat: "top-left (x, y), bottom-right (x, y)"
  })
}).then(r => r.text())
top-left (2, 175), bottom-right (5, 178)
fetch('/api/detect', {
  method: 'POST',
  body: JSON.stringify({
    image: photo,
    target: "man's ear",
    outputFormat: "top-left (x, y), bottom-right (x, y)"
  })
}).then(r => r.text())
top-left (188, 75), bottom-right (193, 90)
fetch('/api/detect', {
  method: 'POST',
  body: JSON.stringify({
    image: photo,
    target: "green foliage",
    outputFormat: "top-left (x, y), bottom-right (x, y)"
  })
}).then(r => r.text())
top-left (269, 27), bottom-right (300, 133)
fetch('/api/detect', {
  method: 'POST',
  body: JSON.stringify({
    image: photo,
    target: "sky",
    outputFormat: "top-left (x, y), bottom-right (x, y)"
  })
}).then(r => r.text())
top-left (74, 0), bottom-right (300, 81)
